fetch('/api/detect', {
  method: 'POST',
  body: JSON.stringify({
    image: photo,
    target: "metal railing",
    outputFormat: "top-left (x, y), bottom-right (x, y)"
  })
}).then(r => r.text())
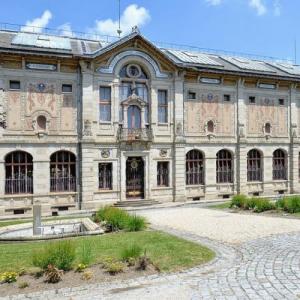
top-left (247, 168), bottom-right (262, 182)
top-left (50, 177), bottom-right (76, 192)
top-left (216, 169), bottom-right (234, 184)
top-left (273, 168), bottom-right (287, 180)
top-left (5, 177), bottom-right (33, 194)
top-left (117, 128), bottom-right (153, 142)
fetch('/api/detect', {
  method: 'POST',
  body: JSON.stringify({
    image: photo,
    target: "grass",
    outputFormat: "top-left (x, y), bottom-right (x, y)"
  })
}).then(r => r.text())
top-left (209, 202), bottom-right (231, 210)
top-left (0, 231), bottom-right (215, 272)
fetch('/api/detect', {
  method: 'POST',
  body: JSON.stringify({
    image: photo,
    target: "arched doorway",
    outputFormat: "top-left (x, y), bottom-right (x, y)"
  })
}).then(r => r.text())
top-left (126, 157), bottom-right (144, 199)
top-left (127, 105), bottom-right (141, 129)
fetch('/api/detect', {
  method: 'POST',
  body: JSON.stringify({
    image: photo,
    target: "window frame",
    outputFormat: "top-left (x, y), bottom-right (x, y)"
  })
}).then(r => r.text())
top-left (249, 96), bottom-right (256, 104)
top-left (9, 80), bottom-right (21, 91)
top-left (157, 161), bottom-right (169, 187)
top-left (272, 149), bottom-right (287, 180)
top-left (99, 86), bottom-right (112, 122)
top-left (99, 163), bottom-right (113, 190)
top-left (247, 149), bottom-right (262, 182)
top-left (186, 150), bottom-right (204, 185)
top-left (62, 84), bottom-right (73, 94)
top-left (216, 150), bottom-right (233, 184)
top-left (157, 89), bottom-right (168, 124)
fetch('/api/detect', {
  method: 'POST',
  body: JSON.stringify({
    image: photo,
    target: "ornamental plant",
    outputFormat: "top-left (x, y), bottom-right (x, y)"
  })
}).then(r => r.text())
top-left (0, 271), bottom-right (18, 283)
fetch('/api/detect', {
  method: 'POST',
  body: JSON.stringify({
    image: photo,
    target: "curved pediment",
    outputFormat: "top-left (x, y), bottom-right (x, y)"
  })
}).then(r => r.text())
top-left (121, 93), bottom-right (147, 107)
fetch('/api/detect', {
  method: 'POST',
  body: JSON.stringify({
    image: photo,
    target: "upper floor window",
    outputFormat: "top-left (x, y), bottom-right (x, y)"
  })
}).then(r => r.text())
top-left (188, 91), bottom-right (196, 100)
top-left (99, 86), bottom-right (111, 122)
top-left (9, 80), bottom-right (20, 90)
top-left (278, 98), bottom-right (284, 106)
top-left (158, 90), bottom-right (168, 123)
top-left (223, 94), bottom-right (231, 102)
top-left (62, 84), bottom-right (72, 93)
top-left (249, 96), bottom-right (256, 104)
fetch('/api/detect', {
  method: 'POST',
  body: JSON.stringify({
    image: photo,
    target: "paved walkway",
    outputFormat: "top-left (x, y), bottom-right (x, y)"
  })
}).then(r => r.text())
top-left (3, 207), bottom-right (300, 299)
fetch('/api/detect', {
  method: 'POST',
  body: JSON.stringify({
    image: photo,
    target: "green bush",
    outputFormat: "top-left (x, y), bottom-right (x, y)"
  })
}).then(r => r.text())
top-left (244, 197), bottom-right (257, 210)
top-left (281, 196), bottom-right (300, 213)
top-left (96, 206), bottom-right (129, 231)
top-left (32, 240), bottom-right (76, 271)
top-left (275, 198), bottom-right (285, 209)
top-left (125, 215), bottom-right (147, 232)
top-left (120, 244), bottom-right (143, 262)
top-left (253, 198), bottom-right (274, 213)
top-left (230, 194), bottom-right (248, 209)
top-left (78, 241), bottom-right (93, 266)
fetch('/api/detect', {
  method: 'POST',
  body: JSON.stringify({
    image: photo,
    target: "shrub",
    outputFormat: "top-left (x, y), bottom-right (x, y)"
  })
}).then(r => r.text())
top-left (81, 270), bottom-right (93, 281)
top-left (106, 261), bottom-right (125, 275)
top-left (44, 265), bottom-right (63, 284)
top-left (125, 215), bottom-right (147, 232)
top-left (275, 198), bottom-right (285, 209)
top-left (75, 263), bottom-right (87, 272)
top-left (18, 281), bottom-right (29, 289)
top-left (78, 241), bottom-right (93, 266)
top-left (244, 197), bottom-right (257, 210)
top-left (282, 196), bottom-right (300, 213)
top-left (230, 194), bottom-right (248, 209)
top-left (253, 198), bottom-right (274, 213)
top-left (32, 240), bottom-right (76, 271)
top-left (0, 271), bottom-right (18, 283)
top-left (120, 244), bottom-right (143, 262)
top-left (96, 206), bottom-right (129, 231)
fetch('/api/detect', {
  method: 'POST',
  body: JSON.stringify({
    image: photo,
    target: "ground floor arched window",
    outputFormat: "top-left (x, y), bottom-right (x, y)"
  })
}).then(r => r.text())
top-left (247, 149), bottom-right (262, 181)
top-left (50, 151), bottom-right (76, 192)
top-left (216, 150), bottom-right (233, 183)
top-left (5, 151), bottom-right (33, 194)
top-left (273, 149), bottom-right (287, 180)
top-left (186, 150), bottom-right (204, 185)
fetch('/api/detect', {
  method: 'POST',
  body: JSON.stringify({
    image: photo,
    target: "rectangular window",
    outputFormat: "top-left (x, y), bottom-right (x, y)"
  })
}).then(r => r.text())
top-left (99, 86), bottom-right (111, 122)
top-left (224, 94), bottom-right (231, 102)
top-left (157, 162), bottom-right (169, 187)
top-left (279, 98), bottom-right (284, 106)
top-left (188, 91), bottom-right (196, 100)
top-left (249, 96), bottom-right (256, 104)
top-left (9, 80), bottom-right (20, 90)
top-left (158, 90), bottom-right (168, 123)
top-left (62, 84), bottom-right (72, 93)
top-left (99, 163), bottom-right (112, 190)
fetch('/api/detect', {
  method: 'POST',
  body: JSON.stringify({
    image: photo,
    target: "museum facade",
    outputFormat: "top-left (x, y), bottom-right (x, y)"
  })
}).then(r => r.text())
top-left (0, 26), bottom-right (300, 216)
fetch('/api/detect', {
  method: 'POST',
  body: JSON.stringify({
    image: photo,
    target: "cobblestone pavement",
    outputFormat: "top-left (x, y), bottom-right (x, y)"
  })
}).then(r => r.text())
top-left (3, 207), bottom-right (300, 300)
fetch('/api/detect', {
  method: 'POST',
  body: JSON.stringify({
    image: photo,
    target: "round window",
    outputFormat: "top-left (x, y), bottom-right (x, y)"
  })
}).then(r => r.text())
top-left (126, 64), bottom-right (141, 78)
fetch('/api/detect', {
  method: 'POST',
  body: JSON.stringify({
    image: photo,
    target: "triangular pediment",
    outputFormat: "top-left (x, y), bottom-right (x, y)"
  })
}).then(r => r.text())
top-left (121, 93), bottom-right (147, 107)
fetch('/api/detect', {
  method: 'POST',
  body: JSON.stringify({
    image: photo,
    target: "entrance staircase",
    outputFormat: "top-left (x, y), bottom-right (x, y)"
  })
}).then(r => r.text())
top-left (114, 199), bottom-right (160, 208)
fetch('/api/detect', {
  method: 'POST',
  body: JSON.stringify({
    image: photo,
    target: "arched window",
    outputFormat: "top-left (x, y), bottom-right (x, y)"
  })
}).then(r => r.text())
top-left (186, 150), bottom-right (204, 185)
top-left (273, 149), bottom-right (287, 180)
top-left (216, 150), bottom-right (233, 183)
top-left (50, 151), bottom-right (76, 192)
top-left (247, 149), bottom-right (262, 181)
top-left (5, 151), bottom-right (33, 194)
top-left (207, 120), bottom-right (214, 133)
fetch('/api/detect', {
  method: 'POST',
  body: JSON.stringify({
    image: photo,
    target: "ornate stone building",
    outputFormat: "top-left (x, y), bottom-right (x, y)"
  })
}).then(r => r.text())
top-left (0, 26), bottom-right (300, 216)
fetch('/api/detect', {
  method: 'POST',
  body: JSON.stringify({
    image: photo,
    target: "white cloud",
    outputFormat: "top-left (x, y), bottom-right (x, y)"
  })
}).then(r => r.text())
top-left (249, 0), bottom-right (267, 16)
top-left (273, 0), bottom-right (281, 16)
top-left (21, 10), bottom-right (52, 33)
top-left (57, 23), bottom-right (73, 37)
top-left (91, 4), bottom-right (150, 36)
top-left (205, 0), bottom-right (222, 6)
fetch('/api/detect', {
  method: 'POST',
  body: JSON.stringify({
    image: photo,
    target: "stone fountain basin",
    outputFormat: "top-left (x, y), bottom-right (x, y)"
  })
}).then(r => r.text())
top-left (0, 218), bottom-right (104, 241)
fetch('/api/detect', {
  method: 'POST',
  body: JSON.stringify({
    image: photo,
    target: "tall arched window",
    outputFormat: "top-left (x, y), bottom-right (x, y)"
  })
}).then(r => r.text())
top-left (50, 151), bottom-right (76, 192)
top-left (273, 149), bottom-right (287, 180)
top-left (186, 150), bottom-right (204, 185)
top-left (247, 149), bottom-right (262, 181)
top-left (216, 150), bottom-right (233, 183)
top-left (5, 151), bottom-right (33, 194)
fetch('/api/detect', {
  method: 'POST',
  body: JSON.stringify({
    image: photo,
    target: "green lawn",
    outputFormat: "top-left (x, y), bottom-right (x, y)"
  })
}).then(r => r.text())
top-left (0, 231), bottom-right (215, 272)
top-left (209, 202), bottom-right (231, 210)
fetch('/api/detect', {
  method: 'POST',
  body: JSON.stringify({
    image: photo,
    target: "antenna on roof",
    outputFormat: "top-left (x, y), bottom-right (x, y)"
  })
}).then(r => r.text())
top-left (117, 0), bottom-right (122, 38)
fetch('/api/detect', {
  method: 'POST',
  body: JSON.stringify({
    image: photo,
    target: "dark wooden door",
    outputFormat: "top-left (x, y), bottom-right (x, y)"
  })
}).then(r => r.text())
top-left (126, 157), bottom-right (144, 199)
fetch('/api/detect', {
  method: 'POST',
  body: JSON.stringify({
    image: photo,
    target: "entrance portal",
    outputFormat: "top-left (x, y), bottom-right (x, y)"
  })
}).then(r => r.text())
top-left (126, 157), bottom-right (144, 199)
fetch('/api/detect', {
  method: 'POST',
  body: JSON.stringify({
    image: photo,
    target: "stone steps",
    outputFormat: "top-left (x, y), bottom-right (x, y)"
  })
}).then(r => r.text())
top-left (114, 199), bottom-right (160, 208)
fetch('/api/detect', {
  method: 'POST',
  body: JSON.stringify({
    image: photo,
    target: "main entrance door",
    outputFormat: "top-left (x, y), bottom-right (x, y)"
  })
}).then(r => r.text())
top-left (126, 157), bottom-right (144, 199)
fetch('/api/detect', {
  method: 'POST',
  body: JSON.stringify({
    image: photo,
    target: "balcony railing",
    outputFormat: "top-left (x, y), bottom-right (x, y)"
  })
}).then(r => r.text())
top-left (50, 177), bottom-right (76, 192)
top-left (5, 177), bottom-right (33, 194)
top-left (117, 128), bottom-right (153, 142)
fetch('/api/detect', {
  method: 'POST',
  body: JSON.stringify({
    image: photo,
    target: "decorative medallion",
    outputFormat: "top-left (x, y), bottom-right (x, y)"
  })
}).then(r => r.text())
top-left (207, 93), bottom-right (214, 101)
top-left (37, 83), bottom-right (46, 92)
top-left (130, 159), bottom-right (139, 169)
top-left (160, 149), bottom-right (168, 157)
top-left (264, 98), bottom-right (271, 105)
top-left (101, 149), bottom-right (110, 158)
top-left (126, 64), bottom-right (141, 78)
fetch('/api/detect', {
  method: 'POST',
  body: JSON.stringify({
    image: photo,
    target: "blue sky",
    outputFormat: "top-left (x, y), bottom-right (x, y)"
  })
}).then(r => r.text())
top-left (0, 0), bottom-right (299, 61)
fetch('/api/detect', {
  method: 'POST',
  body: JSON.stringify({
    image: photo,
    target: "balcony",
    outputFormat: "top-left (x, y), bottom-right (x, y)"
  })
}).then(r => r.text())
top-left (117, 127), bottom-right (153, 143)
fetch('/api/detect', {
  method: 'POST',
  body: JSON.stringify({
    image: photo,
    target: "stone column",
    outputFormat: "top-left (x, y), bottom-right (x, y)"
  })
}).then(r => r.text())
top-left (33, 204), bottom-right (42, 235)
top-left (33, 160), bottom-right (50, 197)
top-left (173, 73), bottom-right (186, 202)
top-left (204, 151), bottom-right (217, 199)
top-left (0, 160), bottom-right (5, 195)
